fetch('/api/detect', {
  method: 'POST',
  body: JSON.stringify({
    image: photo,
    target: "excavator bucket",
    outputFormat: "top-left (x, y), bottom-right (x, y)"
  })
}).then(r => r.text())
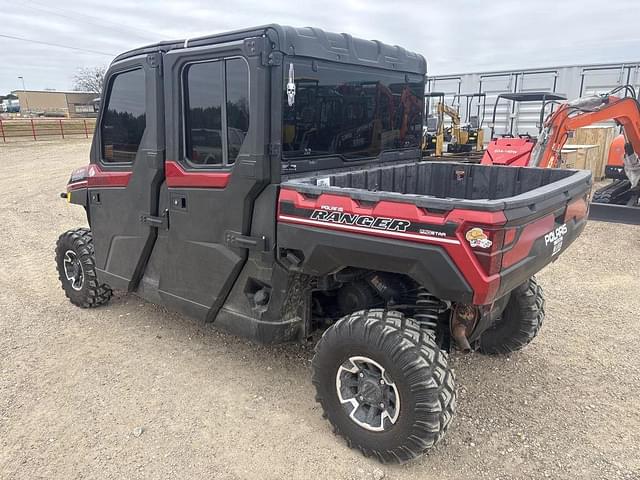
top-left (589, 201), bottom-right (640, 225)
top-left (590, 134), bottom-right (640, 225)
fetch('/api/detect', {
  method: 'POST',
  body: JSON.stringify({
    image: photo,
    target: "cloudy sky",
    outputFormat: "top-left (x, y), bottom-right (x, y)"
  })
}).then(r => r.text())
top-left (1, 0), bottom-right (639, 94)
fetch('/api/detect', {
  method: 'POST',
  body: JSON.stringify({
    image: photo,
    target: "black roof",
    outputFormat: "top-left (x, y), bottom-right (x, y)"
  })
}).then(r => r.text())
top-left (113, 24), bottom-right (426, 75)
top-left (498, 92), bottom-right (567, 102)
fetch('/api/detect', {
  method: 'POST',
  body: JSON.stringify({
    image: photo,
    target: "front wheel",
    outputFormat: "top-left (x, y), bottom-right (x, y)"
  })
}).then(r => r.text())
top-left (312, 309), bottom-right (456, 464)
top-left (55, 228), bottom-right (112, 308)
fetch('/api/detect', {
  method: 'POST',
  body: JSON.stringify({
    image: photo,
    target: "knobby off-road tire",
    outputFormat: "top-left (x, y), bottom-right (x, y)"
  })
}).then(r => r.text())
top-left (478, 277), bottom-right (545, 355)
top-left (55, 228), bottom-right (112, 308)
top-left (312, 309), bottom-right (456, 464)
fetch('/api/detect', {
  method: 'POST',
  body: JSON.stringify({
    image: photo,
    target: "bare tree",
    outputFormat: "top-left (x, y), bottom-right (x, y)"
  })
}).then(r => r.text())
top-left (72, 66), bottom-right (106, 93)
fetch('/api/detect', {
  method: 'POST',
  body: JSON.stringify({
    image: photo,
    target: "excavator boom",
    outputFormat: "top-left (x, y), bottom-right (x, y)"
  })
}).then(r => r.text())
top-left (530, 94), bottom-right (640, 224)
top-left (530, 96), bottom-right (640, 169)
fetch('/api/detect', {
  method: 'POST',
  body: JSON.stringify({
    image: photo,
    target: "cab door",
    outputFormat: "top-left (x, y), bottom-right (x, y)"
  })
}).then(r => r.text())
top-left (156, 41), bottom-right (270, 321)
top-left (88, 53), bottom-right (164, 291)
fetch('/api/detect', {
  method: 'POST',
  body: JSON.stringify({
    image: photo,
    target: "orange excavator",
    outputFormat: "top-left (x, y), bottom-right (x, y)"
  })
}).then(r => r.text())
top-left (481, 86), bottom-right (640, 224)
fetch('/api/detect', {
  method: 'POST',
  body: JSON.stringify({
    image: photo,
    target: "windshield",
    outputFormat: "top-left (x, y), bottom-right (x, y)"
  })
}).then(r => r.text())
top-left (282, 59), bottom-right (424, 162)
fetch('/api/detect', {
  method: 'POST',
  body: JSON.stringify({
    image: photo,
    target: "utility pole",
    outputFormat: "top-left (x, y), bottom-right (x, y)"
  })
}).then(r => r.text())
top-left (18, 76), bottom-right (29, 114)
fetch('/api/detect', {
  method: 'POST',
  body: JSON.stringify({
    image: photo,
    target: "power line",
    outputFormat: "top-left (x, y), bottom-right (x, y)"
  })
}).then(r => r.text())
top-left (22, 0), bottom-right (160, 41)
top-left (0, 33), bottom-right (115, 56)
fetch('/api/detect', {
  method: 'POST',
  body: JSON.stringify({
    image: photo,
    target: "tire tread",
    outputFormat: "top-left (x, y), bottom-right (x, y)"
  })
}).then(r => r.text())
top-left (479, 277), bottom-right (544, 355)
top-left (55, 228), bottom-right (112, 308)
top-left (312, 308), bottom-right (456, 464)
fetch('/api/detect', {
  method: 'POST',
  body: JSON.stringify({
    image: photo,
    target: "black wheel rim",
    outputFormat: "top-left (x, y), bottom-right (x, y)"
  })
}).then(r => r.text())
top-left (335, 356), bottom-right (400, 432)
top-left (63, 250), bottom-right (84, 291)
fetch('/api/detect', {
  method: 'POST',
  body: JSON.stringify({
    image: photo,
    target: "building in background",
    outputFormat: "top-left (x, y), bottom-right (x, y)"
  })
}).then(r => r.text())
top-left (12, 90), bottom-right (98, 117)
top-left (426, 61), bottom-right (640, 138)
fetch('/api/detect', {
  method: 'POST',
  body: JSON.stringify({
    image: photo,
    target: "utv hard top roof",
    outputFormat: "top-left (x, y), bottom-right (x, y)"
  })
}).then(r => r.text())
top-left (498, 92), bottom-right (567, 102)
top-left (113, 24), bottom-right (426, 75)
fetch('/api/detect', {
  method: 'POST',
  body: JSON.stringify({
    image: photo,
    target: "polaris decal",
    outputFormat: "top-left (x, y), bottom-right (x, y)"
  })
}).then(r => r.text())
top-left (545, 223), bottom-right (567, 256)
top-left (310, 209), bottom-right (411, 232)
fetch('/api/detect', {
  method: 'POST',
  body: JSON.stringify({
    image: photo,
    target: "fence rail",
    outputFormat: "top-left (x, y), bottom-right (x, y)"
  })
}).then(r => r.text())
top-left (0, 118), bottom-right (97, 142)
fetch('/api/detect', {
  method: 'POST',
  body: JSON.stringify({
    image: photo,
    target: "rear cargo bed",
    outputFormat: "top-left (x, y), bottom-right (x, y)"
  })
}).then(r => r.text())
top-left (283, 161), bottom-right (592, 214)
top-left (279, 160), bottom-right (592, 305)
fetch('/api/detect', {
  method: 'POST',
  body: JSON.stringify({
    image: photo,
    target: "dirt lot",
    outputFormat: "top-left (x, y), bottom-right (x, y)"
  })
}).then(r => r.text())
top-left (0, 139), bottom-right (639, 480)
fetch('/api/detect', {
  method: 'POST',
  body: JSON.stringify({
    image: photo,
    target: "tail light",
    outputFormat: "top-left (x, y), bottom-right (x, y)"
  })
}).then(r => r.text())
top-left (565, 194), bottom-right (589, 223)
top-left (464, 226), bottom-right (506, 277)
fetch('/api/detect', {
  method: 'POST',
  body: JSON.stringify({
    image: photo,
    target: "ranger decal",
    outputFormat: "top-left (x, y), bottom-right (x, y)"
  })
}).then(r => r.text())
top-left (310, 209), bottom-right (411, 232)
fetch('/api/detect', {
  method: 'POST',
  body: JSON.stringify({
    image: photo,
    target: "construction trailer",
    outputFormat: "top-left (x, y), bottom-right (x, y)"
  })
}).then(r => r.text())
top-left (426, 61), bottom-right (640, 139)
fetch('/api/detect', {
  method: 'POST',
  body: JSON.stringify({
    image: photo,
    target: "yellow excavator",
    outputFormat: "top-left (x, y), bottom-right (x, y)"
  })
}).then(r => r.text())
top-left (423, 92), bottom-right (458, 156)
top-left (450, 92), bottom-right (486, 153)
top-left (422, 92), bottom-right (485, 156)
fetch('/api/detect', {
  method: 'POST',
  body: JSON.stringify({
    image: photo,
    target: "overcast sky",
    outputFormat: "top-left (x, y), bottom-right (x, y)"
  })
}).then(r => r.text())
top-left (1, 0), bottom-right (639, 94)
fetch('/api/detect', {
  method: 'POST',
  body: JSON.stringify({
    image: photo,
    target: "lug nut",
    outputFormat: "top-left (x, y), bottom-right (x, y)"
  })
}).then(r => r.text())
top-left (379, 403), bottom-right (385, 409)
top-left (379, 379), bottom-right (385, 384)
top-left (359, 395), bottom-right (364, 401)
top-left (359, 372), bottom-right (364, 378)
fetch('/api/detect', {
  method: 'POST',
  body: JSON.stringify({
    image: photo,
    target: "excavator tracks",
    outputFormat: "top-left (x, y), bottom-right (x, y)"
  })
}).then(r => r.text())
top-left (590, 180), bottom-right (640, 225)
top-left (592, 180), bottom-right (632, 204)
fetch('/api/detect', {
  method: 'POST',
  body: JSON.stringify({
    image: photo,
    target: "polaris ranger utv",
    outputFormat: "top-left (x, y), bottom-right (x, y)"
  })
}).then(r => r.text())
top-left (56, 25), bottom-right (591, 463)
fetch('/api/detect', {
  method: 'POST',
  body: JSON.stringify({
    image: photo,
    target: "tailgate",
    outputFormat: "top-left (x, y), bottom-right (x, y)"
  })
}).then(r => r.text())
top-left (492, 183), bottom-right (590, 300)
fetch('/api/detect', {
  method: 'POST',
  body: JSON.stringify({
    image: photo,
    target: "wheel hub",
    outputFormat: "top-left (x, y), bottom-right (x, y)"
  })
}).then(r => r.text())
top-left (63, 250), bottom-right (84, 291)
top-left (359, 378), bottom-right (383, 404)
top-left (335, 356), bottom-right (400, 432)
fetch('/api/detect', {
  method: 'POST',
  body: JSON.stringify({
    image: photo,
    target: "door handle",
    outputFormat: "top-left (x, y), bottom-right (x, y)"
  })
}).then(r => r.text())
top-left (170, 193), bottom-right (187, 210)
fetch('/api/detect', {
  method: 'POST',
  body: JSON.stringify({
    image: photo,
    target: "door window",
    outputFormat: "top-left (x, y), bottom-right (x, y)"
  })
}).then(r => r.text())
top-left (101, 68), bottom-right (146, 163)
top-left (184, 58), bottom-right (250, 167)
top-left (184, 61), bottom-right (224, 165)
top-left (225, 58), bottom-right (250, 164)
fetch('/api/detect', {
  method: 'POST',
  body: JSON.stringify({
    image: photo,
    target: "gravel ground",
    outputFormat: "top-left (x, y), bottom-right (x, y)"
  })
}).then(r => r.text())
top-left (1, 139), bottom-right (639, 480)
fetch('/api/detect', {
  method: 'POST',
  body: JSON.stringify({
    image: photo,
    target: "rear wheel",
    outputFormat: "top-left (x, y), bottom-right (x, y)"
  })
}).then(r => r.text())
top-left (56, 228), bottom-right (112, 308)
top-left (478, 277), bottom-right (544, 355)
top-left (312, 309), bottom-right (456, 464)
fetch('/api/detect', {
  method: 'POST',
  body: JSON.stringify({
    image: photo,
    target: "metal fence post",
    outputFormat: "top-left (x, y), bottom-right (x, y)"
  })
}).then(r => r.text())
top-left (59, 119), bottom-right (65, 139)
top-left (30, 119), bottom-right (36, 140)
top-left (0, 119), bottom-right (5, 143)
top-left (83, 119), bottom-right (88, 138)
